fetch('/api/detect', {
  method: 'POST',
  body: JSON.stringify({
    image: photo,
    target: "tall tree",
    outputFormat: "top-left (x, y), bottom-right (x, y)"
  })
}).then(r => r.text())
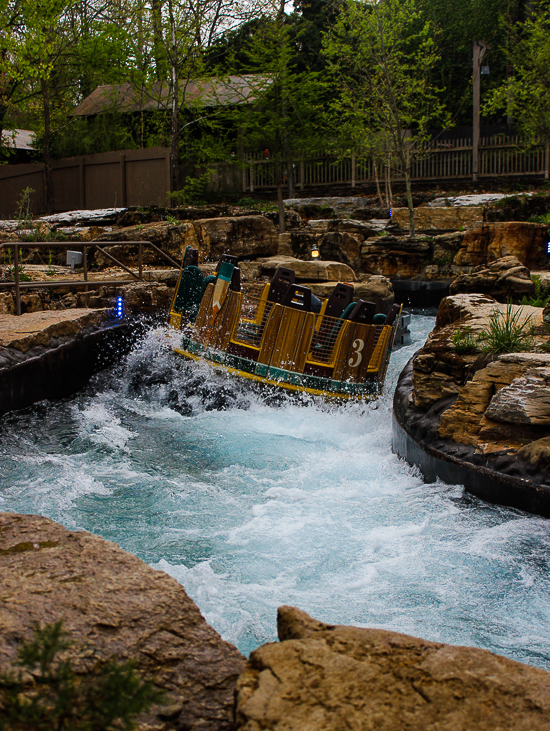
top-left (485, 1), bottom-right (550, 176)
top-left (324, 0), bottom-right (448, 236)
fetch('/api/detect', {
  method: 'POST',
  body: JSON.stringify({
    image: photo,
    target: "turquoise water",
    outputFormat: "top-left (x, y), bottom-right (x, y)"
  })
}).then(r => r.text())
top-left (1, 313), bottom-right (550, 667)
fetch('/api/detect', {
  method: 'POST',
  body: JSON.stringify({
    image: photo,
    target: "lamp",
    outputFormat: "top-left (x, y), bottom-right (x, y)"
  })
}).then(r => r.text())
top-left (311, 244), bottom-right (319, 259)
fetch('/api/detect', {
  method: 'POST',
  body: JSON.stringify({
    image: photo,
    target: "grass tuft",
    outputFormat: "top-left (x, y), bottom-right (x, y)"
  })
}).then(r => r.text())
top-left (477, 304), bottom-right (534, 354)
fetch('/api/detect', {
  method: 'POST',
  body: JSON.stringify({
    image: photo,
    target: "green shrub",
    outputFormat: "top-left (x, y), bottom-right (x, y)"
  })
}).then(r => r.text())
top-left (0, 621), bottom-right (163, 731)
top-left (477, 304), bottom-right (534, 354)
top-left (451, 326), bottom-right (478, 354)
top-left (520, 275), bottom-right (550, 308)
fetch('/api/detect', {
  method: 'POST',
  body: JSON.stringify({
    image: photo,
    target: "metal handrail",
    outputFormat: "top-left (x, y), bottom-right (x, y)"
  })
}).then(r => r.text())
top-left (0, 240), bottom-right (182, 315)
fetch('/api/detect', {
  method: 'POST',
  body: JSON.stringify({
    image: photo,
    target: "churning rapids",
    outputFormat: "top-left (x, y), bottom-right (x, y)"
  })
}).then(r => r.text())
top-left (2, 311), bottom-right (550, 668)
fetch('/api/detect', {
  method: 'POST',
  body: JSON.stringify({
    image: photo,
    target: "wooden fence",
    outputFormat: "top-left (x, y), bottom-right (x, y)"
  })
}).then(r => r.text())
top-left (239, 136), bottom-right (550, 192)
top-left (0, 147), bottom-right (171, 219)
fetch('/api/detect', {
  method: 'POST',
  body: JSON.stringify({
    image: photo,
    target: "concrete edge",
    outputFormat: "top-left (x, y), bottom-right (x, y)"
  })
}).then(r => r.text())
top-left (392, 358), bottom-right (550, 518)
top-left (0, 318), bottom-right (147, 417)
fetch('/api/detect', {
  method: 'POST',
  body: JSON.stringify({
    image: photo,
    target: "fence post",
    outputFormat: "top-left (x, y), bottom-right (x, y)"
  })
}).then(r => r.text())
top-left (545, 143), bottom-right (549, 180)
top-left (83, 244), bottom-right (88, 292)
top-left (351, 153), bottom-right (356, 189)
top-left (250, 162), bottom-right (254, 192)
top-left (14, 243), bottom-right (21, 316)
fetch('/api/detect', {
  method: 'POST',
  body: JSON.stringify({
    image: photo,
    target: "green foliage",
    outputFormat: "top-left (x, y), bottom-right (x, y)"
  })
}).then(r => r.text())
top-left (477, 304), bottom-right (534, 354)
top-left (168, 171), bottom-right (212, 206)
top-left (0, 621), bottom-right (162, 731)
top-left (451, 326), bottom-right (478, 354)
top-left (520, 275), bottom-right (550, 308)
top-left (485, 4), bottom-right (550, 146)
top-left (323, 0), bottom-right (449, 234)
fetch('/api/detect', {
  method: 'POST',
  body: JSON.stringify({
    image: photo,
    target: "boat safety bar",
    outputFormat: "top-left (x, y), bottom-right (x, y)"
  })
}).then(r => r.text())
top-left (0, 241), bottom-right (182, 315)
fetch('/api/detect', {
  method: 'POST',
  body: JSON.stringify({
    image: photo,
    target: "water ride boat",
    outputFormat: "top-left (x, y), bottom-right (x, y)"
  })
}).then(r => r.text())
top-left (167, 247), bottom-right (402, 401)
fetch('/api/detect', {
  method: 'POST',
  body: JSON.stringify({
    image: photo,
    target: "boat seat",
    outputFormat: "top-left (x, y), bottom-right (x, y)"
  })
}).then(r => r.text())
top-left (386, 303), bottom-right (401, 326)
top-left (230, 267), bottom-right (241, 292)
top-left (183, 247), bottom-right (199, 267)
top-left (281, 284), bottom-right (312, 311)
top-left (215, 254), bottom-right (239, 274)
top-left (173, 265), bottom-right (205, 321)
top-left (373, 313), bottom-right (387, 325)
top-left (346, 300), bottom-right (376, 325)
top-left (267, 267), bottom-right (295, 304)
top-left (325, 283), bottom-right (354, 319)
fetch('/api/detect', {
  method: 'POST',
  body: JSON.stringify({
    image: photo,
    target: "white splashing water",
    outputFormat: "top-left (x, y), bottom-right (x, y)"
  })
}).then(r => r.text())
top-left (1, 311), bottom-right (550, 667)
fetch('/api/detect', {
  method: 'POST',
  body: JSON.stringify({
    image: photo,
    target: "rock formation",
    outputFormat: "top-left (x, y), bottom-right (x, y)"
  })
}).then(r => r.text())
top-left (0, 512), bottom-right (245, 731)
top-left (235, 606), bottom-right (550, 731)
top-left (449, 255), bottom-right (535, 301)
top-left (396, 293), bottom-right (550, 490)
top-left (454, 222), bottom-right (547, 269)
top-left (258, 255), bottom-right (356, 282)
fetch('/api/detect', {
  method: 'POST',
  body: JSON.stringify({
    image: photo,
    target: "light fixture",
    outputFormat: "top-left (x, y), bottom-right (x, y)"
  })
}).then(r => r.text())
top-left (481, 65), bottom-right (490, 76)
top-left (311, 244), bottom-right (319, 259)
top-left (115, 296), bottom-right (124, 318)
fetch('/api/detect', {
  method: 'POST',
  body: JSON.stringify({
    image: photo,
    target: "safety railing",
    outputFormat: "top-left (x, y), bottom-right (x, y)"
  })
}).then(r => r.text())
top-left (0, 240), bottom-right (181, 315)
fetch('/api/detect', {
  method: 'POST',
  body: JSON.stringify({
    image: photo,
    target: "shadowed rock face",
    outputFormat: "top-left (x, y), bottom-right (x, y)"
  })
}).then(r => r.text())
top-left (0, 513), bottom-right (245, 731)
top-left (235, 606), bottom-right (550, 731)
top-left (449, 255), bottom-right (535, 302)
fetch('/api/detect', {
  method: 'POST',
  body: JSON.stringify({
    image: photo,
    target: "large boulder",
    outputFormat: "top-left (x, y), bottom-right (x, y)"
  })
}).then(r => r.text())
top-left (235, 606), bottom-right (550, 731)
top-left (360, 235), bottom-right (432, 278)
top-left (411, 294), bottom-right (544, 410)
top-left (96, 221), bottom-right (205, 265)
top-left (196, 216), bottom-right (279, 259)
top-left (449, 255), bottom-right (536, 302)
top-left (391, 206), bottom-right (484, 232)
top-left (258, 255), bottom-right (356, 282)
top-left (0, 512), bottom-right (245, 731)
top-left (318, 231), bottom-right (362, 269)
top-left (454, 222), bottom-right (548, 269)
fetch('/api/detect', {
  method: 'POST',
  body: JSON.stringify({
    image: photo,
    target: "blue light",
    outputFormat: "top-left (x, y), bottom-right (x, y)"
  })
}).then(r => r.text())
top-left (116, 296), bottom-right (124, 318)
top-left (547, 241), bottom-right (550, 255)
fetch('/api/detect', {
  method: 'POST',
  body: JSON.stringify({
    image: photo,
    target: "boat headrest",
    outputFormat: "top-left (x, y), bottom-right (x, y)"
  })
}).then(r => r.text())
top-left (385, 303), bottom-right (401, 326)
top-left (183, 247), bottom-right (199, 267)
top-left (268, 267), bottom-right (296, 304)
top-left (281, 284), bottom-right (312, 312)
top-left (346, 300), bottom-right (376, 324)
top-left (215, 254), bottom-right (239, 273)
top-left (230, 267), bottom-right (241, 292)
top-left (325, 282), bottom-right (354, 319)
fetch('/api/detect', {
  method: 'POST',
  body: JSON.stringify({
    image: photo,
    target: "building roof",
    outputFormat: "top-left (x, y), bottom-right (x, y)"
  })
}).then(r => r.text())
top-left (1, 128), bottom-right (35, 150)
top-left (72, 75), bottom-right (273, 116)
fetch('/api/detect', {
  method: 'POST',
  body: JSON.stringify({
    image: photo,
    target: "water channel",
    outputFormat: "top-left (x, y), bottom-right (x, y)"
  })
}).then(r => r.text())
top-left (2, 311), bottom-right (550, 668)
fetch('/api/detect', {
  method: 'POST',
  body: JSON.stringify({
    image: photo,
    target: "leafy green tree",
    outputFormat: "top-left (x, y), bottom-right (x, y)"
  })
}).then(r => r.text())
top-left (0, 621), bottom-right (163, 731)
top-left (485, 2), bottom-right (550, 176)
top-left (324, 0), bottom-right (448, 236)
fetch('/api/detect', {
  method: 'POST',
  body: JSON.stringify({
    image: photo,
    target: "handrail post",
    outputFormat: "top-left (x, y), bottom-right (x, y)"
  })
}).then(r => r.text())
top-left (14, 243), bottom-right (21, 315)
top-left (138, 241), bottom-right (143, 279)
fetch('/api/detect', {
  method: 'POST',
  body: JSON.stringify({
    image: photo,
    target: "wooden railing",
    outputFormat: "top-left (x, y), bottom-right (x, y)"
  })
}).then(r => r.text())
top-left (241, 136), bottom-right (550, 191)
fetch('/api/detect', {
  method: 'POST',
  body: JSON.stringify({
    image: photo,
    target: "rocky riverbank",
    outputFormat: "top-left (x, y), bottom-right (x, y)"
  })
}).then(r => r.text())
top-left (393, 290), bottom-right (550, 515)
top-left (2, 512), bottom-right (550, 731)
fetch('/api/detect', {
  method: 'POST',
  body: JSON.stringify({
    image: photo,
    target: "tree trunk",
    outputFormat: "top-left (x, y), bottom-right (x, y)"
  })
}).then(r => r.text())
top-left (41, 79), bottom-right (54, 214)
top-left (277, 164), bottom-right (286, 233)
top-left (404, 168), bottom-right (415, 238)
top-left (168, 0), bottom-right (179, 194)
top-left (152, 0), bottom-right (165, 79)
top-left (373, 159), bottom-right (384, 207)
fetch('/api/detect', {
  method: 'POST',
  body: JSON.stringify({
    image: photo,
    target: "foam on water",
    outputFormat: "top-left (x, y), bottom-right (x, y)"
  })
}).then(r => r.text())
top-left (2, 312), bottom-right (550, 666)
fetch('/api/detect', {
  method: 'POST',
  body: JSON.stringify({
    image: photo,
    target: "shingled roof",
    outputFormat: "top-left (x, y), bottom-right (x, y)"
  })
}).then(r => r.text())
top-left (72, 75), bottom-right (272, 116)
